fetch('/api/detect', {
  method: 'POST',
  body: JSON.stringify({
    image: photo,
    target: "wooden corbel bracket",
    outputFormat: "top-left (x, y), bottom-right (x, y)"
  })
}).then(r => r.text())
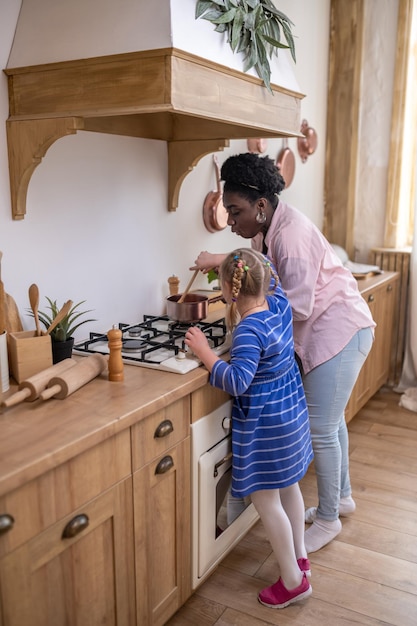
top-left (168, 139), bottom-right (229, 211)
top-left (6, 117), bottom-right (84, 220)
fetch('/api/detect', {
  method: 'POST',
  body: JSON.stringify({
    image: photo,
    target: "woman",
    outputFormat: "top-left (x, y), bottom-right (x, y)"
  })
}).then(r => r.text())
top-left (185, 249), bottom-right (313, 608)
top-left (192, 152), bottom-right (375, 553)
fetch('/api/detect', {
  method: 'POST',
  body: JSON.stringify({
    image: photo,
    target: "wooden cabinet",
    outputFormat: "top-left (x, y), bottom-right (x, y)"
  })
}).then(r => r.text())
top-left (131, 396), bottom-right (191, 626)
top-left (0, 392), bottom-right (193, 626)
top-left (345, 272), bottom-right (399, 422)
top-left (0, 431), bottom-right (135, 626)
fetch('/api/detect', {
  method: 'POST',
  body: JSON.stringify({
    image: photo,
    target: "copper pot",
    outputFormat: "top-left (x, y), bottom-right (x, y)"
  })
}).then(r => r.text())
top-left (166, 293), bottom-right (224, 322)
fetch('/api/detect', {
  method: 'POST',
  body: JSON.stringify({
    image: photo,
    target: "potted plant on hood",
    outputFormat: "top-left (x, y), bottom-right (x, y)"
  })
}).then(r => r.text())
top-left (29, 297), bottom-right (96, 363)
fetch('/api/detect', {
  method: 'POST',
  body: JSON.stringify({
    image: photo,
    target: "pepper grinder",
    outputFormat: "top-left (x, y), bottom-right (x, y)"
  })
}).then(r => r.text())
top-left (168, 275), bottom-right (180, 296)
top-left (107, 325), bottom-right (124, 382)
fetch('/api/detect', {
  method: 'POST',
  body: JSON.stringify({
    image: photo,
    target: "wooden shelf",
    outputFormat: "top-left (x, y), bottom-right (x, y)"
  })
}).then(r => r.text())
top-left (4, 48), bottom-right (304, 220)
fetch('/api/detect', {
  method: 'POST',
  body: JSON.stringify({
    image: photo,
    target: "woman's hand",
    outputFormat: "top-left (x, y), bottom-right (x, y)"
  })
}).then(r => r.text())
top-left (190, 251), bottom-right (226, 273)
top-left (185, 326), bottom-right (219, 372)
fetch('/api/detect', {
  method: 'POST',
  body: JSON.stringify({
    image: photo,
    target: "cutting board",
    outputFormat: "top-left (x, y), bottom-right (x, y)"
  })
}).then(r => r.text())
top-left (4, 293), bottom-right (23, 333)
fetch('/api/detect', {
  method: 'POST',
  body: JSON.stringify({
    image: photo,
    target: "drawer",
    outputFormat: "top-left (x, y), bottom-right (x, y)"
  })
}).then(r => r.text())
top-left (0, 429), bottom-right (131, 557)
top-left (131, 396), bottom-right (190, 470)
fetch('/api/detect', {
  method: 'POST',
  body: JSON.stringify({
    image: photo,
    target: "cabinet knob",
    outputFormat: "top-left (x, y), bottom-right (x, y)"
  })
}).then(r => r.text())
top-left (62, 514), bottom-right (89, 539)
top-left (387, 284), bottom-right (393, 292)
top-left (368, 294), bottom-right (375, 302)
top-left (155, 455), bottom-right (174, 475)
top-left (154, 419), bottom-right (174, 438)
top-left (0, 513), bottom-right (15, 535)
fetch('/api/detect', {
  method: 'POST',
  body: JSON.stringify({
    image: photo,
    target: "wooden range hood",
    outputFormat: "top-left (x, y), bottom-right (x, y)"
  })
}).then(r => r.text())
top-left (5, 47), bottom-right (304, 220)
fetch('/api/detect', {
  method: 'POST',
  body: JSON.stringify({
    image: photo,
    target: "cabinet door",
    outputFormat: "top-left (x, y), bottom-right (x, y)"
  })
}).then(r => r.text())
top-left (0, 478), bottom-right (135, 626)
top-left (373, 280), bottom-right (396, 390)
top-left (134, 438), bottom-right (191, 626)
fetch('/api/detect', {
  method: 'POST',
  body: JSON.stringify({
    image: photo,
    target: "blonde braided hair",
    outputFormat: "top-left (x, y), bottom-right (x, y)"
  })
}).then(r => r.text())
top-left (219, 249), bottom-right (279, 329)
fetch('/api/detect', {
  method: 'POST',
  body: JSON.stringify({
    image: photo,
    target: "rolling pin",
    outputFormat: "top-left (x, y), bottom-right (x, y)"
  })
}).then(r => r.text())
top-left (1, 358), bottom-right (77, 408)
top-left (40, 354), bottom-right (108, 400)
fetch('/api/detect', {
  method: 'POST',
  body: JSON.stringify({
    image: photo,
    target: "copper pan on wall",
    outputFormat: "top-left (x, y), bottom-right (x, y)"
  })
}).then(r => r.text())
top-left (247, 138), bottom-right (268, 154)
top-left (276, 138), bottom-right (295, 188)
top-left (202, 155), bottom-right (228, 232)
top-left (297, 119), bottom-right (318, 163)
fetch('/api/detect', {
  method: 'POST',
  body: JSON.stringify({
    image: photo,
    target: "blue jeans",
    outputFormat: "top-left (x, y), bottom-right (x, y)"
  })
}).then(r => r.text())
top-left (302, 327), bottom-right (374, 521)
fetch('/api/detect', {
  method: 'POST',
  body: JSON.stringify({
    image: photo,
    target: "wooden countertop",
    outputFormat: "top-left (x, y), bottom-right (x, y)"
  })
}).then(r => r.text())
top-left (0, 274), bottom-right (398, 498)
top-left (0, 359), bottom-right (213, 497)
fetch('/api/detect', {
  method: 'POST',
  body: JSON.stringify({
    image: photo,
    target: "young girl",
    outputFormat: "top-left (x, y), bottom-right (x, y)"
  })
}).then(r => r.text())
top-left (184, 249), bottom-right (313, 609)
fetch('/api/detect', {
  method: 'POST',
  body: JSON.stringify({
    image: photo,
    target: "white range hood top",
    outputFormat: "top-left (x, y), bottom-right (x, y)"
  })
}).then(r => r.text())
top-left (8, 0), bottom-right (302, 93)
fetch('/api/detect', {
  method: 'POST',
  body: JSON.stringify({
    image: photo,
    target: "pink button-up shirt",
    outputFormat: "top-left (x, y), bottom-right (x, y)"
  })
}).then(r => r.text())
top-left (252, 201), bottom-right (375, 374)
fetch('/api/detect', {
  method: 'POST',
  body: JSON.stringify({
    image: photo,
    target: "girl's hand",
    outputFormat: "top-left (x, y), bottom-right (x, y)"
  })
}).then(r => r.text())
top-left (185, 326), bottom-right (220, 372)
top-left (184, 326), bottom-right (209, 358)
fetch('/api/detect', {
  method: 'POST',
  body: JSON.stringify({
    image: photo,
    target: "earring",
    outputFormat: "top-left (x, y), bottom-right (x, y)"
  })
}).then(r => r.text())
top-left (256, 211), bottom-right (266, 224)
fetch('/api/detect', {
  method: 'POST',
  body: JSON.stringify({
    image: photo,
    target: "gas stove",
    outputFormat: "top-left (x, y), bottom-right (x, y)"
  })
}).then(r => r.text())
top-left (73, 315), bottom-right (231, 374)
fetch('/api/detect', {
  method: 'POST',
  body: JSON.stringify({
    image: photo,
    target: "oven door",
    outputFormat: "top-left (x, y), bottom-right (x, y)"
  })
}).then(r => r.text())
top-left (195, 433), bottom-right (259, 587)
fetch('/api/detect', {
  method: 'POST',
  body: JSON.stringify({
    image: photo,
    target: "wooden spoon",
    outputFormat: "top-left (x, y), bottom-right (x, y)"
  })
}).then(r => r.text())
top-left (177, 270), bottom-right (199, 304)
top-left (29, 283), bottom-right (42, 336)
top-left (46, 300), bottom-right (73, 335)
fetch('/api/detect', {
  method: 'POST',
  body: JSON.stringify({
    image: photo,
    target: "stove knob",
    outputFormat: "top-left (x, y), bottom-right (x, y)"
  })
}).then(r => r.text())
top-left (222, 416), bottom-right (231, 430)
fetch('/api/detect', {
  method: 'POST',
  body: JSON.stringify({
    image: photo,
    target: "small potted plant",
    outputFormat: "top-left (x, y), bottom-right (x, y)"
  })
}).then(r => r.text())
top-left (29, 297), bottom-right (96, 363)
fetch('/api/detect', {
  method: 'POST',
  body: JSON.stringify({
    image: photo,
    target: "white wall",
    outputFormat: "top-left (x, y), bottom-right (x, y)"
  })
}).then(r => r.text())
top-left (1, 1), bottom-right (331, 339)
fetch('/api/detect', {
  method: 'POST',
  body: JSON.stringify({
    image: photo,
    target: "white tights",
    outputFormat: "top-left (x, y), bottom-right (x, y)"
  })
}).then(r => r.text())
top-left (251, 483), bottom-right (307, 590)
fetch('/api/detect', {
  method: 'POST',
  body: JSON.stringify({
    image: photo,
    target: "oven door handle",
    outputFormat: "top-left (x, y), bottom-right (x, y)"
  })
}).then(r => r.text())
top-left (214, 451), bottom-right (232, 477)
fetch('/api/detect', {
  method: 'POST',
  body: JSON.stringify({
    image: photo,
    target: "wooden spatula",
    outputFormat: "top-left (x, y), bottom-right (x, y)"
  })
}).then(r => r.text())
top-left (46, 300), bottom-right (73, 335)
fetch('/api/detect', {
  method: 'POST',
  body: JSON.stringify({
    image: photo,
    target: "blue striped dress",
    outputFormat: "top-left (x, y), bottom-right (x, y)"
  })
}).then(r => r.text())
top-left (210, 284), bottom-right (313, 498)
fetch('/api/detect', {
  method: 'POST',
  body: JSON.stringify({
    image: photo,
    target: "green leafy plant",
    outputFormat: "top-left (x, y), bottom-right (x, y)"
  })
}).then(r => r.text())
top-left (195, 0), bottom-right (296, 93)
top-left (28, 297), bottom-right (96, 342)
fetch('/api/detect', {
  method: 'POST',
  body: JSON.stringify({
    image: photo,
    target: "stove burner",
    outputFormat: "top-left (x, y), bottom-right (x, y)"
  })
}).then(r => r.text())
top-left (128, 326), bottom-right (144, 338)
top-left (122, 339), bottom-right (146, 352)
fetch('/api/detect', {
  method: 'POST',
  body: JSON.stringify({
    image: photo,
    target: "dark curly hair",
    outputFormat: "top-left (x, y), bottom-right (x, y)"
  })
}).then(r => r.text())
top-left (220, 153), bottom-right (286, 209)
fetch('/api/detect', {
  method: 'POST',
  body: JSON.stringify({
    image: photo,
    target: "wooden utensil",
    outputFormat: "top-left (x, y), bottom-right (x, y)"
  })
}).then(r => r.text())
top-left (1, 358), bottom-right (77, 409)
top-left (46, 300), bottom-right (73, 335)
top-left (40, 354), bottom-right (108, 400)
top-left (1, 250), bottom-right (23, 334)
top-left (3, 293), bottom-right (23, 333)
top-left (29, 283), bottom-right (42, 336)
top-left (177, 269), bottom-right (199, 304)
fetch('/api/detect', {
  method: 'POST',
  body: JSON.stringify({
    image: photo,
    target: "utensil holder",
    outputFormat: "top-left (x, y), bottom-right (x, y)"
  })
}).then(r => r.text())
top-left (0, 331), bottom-right (9, 393)
top-left (8, 330), bottom-right (52, 383)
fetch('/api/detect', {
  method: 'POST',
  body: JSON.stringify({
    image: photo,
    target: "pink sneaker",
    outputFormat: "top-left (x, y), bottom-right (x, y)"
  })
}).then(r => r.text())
top-left (258, 572), bottom-right (312, 609)
top-left (297, 557), bottom-right (311, 577)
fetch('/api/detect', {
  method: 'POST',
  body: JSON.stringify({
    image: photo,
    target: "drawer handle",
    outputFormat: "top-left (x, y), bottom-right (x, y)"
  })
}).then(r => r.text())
top-left (387, 284), bottom-right (393, 292)
top-left (62, 514), bottom-right (89, 539)
top-left (0, 514), bottom-right (15, 535)
top-left (155, 455), bottom-right (174, 475)
top-left (368, 294), bottom-right (375, 302)
top-left (154, 419), bottom-right (174, 438)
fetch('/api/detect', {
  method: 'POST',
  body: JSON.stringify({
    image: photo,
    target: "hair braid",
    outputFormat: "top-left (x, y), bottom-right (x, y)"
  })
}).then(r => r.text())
top-left (220, 248), bottom-right (279, 330)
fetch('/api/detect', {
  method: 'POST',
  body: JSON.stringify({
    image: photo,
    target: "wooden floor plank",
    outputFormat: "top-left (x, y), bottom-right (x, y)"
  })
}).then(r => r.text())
top-left (166, 389), bottom-right (417, 626)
